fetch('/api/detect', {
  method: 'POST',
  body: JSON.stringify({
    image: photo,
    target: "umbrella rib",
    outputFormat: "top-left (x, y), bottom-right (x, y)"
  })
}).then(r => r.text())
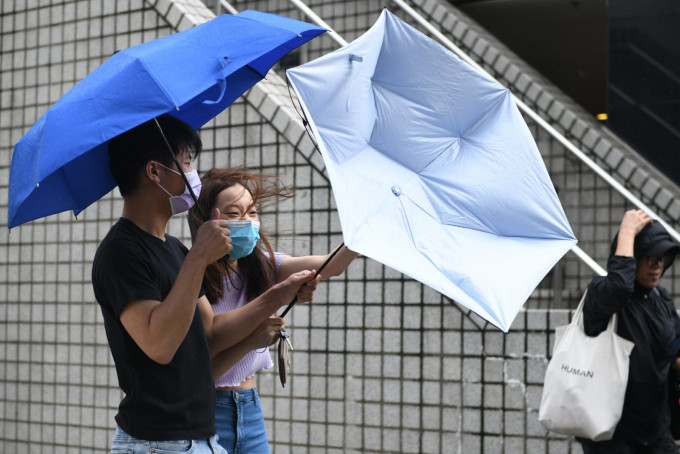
top-left (458, 92), bottom-right (507, 139)
top-left (399, 183), bottom-right (577, 242)
top-left (57, 166), bottom-right (81, 215)
top-left (139, 59), bottom-right (180, 109)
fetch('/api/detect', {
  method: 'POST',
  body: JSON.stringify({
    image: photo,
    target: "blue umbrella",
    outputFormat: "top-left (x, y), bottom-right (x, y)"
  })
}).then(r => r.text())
top-left (287, 10), bottom-right (576, 331)
top-left (8, 10), bottom-right (325, 228)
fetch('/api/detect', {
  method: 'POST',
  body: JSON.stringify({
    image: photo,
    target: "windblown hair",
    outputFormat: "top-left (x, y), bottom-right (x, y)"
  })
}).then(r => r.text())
top-left (188, 167), bottom-right (294, 304)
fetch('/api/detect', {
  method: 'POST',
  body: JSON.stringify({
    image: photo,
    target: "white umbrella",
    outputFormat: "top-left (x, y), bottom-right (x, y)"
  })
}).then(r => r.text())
top-left (286, 10), bottom-right (577, 332)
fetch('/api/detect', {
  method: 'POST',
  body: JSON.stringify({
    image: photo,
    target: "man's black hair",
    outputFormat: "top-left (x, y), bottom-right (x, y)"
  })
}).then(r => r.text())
top-left (108, 114), bottom-right (202, 197)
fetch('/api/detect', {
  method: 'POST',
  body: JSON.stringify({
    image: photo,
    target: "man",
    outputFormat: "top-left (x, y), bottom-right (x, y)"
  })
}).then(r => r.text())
top-left (580, 209), bottom-right (680, 453)
top-left (92, 114), bottom-right (317, 452)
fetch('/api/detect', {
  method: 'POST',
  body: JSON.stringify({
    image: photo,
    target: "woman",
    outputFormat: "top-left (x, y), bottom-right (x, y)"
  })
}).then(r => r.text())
top-left (580, 209), bottom-right (680, 453)
top-left (188, 167), bottom-right (357, 454)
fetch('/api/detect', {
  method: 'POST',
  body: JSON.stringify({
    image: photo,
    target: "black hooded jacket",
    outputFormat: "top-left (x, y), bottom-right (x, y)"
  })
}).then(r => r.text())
top-left (584, 221), bottom-right (680, 444)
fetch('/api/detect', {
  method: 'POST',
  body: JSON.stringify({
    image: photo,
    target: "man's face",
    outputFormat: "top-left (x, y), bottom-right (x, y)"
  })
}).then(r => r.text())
top-left (636, 255), bottom-right (665, 288)
top-left (158, 150), bottom-right (194, 196)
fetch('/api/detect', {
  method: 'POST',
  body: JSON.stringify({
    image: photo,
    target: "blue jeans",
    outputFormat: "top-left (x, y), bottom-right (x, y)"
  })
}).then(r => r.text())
top-left (110, 427), bottom-right (227, 454)
top-left (215, 388), bottom-right (270, 454)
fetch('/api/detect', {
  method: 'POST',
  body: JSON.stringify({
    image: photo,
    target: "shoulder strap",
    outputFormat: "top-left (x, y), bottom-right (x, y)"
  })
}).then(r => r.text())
top-left (572, 288), bottom-right (619, 333)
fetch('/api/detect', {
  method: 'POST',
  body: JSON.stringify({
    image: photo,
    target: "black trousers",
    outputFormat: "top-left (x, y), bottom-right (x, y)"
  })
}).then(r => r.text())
top-left (578, 430), bottom-right (679, 454)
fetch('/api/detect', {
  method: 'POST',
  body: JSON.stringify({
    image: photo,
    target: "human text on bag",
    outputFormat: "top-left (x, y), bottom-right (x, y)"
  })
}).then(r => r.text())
top-left (561, 363), bottom-right (594, 378)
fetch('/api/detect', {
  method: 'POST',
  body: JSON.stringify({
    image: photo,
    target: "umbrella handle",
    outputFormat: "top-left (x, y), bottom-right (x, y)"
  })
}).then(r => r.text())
top-left (279, 242), bottom-right (345, 318)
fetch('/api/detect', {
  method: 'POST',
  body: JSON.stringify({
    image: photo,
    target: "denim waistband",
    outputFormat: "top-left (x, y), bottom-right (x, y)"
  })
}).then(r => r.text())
top-left (216, 387), bottom-right (259, 402)
top-left (112, 427), bottom-right (225, 453)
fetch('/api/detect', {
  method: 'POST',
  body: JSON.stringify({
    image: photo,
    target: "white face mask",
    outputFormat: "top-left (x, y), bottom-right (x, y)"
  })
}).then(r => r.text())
top-left (155, 162), bottom-right (202, 215)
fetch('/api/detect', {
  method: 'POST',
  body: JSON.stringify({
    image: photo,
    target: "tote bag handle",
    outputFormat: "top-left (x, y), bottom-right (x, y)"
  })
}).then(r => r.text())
top-left (571, 289), bottom-right (619, 334)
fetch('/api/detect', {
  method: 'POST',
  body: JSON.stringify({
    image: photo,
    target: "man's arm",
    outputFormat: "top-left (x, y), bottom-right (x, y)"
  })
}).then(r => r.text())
top-left (119, 214), bottom-right (232, 364)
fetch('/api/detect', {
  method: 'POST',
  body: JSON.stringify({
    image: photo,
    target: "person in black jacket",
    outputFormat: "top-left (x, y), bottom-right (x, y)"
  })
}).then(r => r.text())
top-left (579, 209), bottom-right (680, 453)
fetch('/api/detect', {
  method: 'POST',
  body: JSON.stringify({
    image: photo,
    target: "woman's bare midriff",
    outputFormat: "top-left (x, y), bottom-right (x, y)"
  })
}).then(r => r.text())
top-left (216, 376), bottom-right (255, 391)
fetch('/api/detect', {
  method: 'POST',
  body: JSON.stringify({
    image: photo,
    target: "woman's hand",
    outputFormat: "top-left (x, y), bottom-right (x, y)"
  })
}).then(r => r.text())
top-left (248, 316), bottom-right (285, 350)
top-left (275, 269), bottom-right (318, 304)
top-left (619, 209), bottom-right (652, 238)
top-left (615, 209), bottom-right (653, 257)
top-left (296, 275), bottom-right (320, 303)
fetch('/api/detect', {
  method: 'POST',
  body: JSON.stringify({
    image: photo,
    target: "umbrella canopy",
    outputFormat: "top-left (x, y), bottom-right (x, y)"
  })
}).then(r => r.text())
top-left (8, 10), bottom-right (325, 228)
top-left (287, 10), bottom-right (577, 332)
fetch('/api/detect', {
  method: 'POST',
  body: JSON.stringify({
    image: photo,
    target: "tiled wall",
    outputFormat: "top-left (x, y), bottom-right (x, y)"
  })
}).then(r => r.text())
top-left (1, 0), bottom-right (678, 453)
top-left (1, 2), bottom-right (178, 452)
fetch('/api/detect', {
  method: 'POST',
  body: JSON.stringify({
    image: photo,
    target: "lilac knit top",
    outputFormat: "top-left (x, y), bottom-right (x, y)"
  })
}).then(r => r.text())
top-left (213, 252), bottom-right (285, 388)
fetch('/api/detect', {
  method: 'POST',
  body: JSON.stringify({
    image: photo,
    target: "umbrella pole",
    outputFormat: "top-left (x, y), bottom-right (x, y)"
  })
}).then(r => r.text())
top-left (153, 117), bottom-right (206, 219)
top-left (277, 242), bottom-right (345, 387)
top-left (280, 242), bottom-right (345, 318)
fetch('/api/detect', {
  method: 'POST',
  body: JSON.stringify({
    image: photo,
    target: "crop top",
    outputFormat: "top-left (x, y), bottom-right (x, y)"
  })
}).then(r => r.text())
top-left (213, 252), bottom-right (285, 387)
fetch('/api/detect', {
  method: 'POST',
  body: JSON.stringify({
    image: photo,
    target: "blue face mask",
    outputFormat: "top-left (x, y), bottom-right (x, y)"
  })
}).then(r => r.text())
top-left (228, 220), bottom-right (260, 260)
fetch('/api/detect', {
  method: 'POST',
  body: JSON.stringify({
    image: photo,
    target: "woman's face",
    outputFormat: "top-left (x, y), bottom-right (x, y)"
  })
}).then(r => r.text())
top-left (214, 184), bottom-right (258, 222)
top-left (635, 255), bottom-right (665, 289)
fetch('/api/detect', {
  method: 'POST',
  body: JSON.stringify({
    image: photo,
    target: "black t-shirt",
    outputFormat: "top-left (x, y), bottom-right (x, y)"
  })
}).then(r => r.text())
top-left (91, 218), bottom-right (215, 441)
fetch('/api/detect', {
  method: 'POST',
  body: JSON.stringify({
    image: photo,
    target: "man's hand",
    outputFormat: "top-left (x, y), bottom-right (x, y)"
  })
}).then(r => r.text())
top-left (190, 207), bottom-right (232, 265)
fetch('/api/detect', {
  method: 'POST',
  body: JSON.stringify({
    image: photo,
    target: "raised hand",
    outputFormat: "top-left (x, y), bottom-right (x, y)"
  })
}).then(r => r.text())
top-left (616, 209), bottom-right (653, 257)
top-left (191, 207), bottom-right (233, 265)
top-left (620, 209), bottom-right (653, 237)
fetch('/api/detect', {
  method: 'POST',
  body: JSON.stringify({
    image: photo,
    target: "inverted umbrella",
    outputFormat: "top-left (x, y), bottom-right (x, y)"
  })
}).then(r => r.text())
top-left (8, 10), bottom-right (325, 228)
top-left (287, 10), bottom-right (577, 332)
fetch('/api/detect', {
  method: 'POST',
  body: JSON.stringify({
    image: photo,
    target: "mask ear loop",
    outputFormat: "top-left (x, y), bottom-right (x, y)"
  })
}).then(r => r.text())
top-left (224, 259), bottom-right (244, 291)
top-left (153, 117), bottom-right (205, 219)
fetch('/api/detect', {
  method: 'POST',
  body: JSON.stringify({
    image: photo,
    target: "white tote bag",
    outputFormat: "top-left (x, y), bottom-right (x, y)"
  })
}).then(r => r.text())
top-left (538, 291), bottom-right (635, 441)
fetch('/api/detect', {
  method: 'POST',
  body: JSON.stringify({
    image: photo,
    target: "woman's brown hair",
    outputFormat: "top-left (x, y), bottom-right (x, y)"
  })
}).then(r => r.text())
top-left (188, 167), bottom-right (294, 303)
